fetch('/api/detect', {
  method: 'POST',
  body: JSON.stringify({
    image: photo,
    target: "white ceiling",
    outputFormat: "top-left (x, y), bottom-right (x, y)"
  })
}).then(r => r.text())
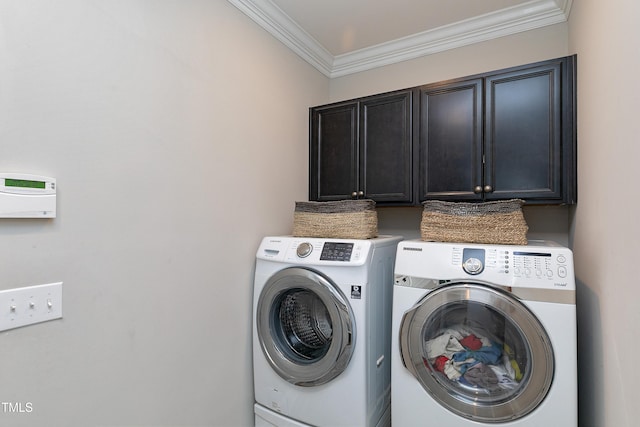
top-left (228, 0), bottom-right (572, 78)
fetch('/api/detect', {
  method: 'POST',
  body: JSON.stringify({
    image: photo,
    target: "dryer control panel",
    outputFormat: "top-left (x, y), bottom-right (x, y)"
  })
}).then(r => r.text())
top-left (512, 250), bottom-right (570, 281)
top-left (395, 240), bottom-right (575, 291)
top-left (453, 245), bottom-right (573, 289)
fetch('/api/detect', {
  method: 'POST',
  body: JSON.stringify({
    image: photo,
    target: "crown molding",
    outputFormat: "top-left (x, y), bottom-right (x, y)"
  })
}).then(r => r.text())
top-left (227, 0), bottom-right (334, 75)
top-left (228, 0), bottom-right (572, 78)
top-left (332, 0), bottom-right (571, 77)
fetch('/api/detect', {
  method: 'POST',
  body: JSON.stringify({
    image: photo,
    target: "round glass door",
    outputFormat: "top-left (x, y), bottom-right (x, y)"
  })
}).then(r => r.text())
top-left (400, 282), bottom-right (554, 423)
top-left (256, 267), bottom-right (355, 387)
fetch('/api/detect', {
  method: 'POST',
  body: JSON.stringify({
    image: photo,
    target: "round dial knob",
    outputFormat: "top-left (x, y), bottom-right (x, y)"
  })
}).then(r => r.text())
top-left (463, 257), bottom-right (484, 275)
top-left (296, 242), bottom-right (313, 258)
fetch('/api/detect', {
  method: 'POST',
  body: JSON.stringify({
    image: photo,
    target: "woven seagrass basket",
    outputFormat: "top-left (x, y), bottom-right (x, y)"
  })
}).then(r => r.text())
top-left (292, 199), bottom-right (378, 239)
top-left (421, 199), bottom-right (528, 245)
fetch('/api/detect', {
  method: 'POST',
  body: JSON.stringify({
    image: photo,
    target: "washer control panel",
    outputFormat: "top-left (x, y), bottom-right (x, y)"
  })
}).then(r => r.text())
top-left (292, 241), bottom-right (356, 261)
top-left (256, 236), bottom-right (383, 266)
top-left (287, 239), bottom-right (367, 265)
top-left (319, 242), bottom-right (354, 261)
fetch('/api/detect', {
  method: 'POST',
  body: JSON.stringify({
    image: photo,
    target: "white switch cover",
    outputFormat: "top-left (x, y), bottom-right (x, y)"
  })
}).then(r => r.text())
top-left (0, 282), bottom-right (62, 332)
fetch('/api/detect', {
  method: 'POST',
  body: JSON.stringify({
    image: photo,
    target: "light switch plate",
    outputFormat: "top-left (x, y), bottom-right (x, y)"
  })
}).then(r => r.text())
top-left (0, 282), bottom-right (62, 331)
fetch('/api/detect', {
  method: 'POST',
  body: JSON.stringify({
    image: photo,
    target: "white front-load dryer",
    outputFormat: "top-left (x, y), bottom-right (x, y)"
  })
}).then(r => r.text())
top-left (253, 235), bottom-right (402, 427)
top-left (391, 240), bottom-right (577, 426)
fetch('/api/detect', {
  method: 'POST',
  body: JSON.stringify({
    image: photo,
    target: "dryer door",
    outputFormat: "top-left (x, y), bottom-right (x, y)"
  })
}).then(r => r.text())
top-left (399, 282), bottom-right (554, 423)
top-left (256, 267), bottom-right (355, 387)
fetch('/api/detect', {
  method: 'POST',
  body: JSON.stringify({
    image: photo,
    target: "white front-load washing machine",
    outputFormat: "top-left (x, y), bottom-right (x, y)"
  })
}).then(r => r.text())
top-left (253, 235), bottom-right (402, 427)
top-left (391, 240), bottom-right (577, 426)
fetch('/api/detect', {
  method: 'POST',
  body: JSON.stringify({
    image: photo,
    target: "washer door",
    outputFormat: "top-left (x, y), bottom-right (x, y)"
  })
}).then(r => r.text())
top-left (399, 282), bottom-right (554, 423)
top-left (256, 267), bottom-right (355, 387)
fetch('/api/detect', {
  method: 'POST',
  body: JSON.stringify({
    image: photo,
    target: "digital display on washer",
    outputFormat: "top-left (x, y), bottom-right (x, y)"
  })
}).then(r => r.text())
top-left (320, 242), bottom-right (353, 261)
top-left (513, 251), bottom-right (552, 257)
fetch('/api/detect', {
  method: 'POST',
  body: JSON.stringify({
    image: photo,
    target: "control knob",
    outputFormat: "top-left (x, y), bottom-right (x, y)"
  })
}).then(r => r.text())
top-left (463, 258), bottom-right (484, 275)
top-left (296, 242), bottom-right (313, 258)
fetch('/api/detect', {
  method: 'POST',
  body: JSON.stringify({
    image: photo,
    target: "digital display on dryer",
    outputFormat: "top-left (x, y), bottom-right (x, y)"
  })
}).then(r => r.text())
top-left (320, 242), bottom-right (353, 261)
top-left (513, 252), bottom-right (551, 257)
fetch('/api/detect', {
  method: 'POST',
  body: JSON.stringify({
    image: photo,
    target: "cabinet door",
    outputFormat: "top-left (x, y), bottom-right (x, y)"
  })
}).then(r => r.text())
top-left (360, 90), bottom-right (414, 204)
top-left (309, 102), bottom-right (358, 201)
top-left (419, 79), bottom-right (483, 201)
top-left (484, 60), bottom-right (565, 202)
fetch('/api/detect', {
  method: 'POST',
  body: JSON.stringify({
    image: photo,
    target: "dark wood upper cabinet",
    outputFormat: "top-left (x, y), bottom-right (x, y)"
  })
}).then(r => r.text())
top-left (419, 55), bottom-right (576, 204)
top-left (310, 89), bottom-right (415, 204)
top-left (310, 101), bottom-right (359, 201)
top-left (419, 79), bottom-right (484, 201)
top-left (484, 58), bottom-right (572, 202)
top-left (310, 55), bottom-right (576, 206)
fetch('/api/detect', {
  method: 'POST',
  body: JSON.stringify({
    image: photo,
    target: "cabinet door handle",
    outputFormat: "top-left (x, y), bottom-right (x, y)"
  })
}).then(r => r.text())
top-left (474, 186), bottom-right (483, 194)
top-left (484, 185), bottom-right (493, 193)
top-left (358, 190), bottom-right (364, 197)
top-left (351, 191), bottom-right (358, 197)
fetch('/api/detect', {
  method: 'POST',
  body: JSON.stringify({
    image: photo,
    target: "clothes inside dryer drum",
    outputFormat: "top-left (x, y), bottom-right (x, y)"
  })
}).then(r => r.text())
top-left (422, 302), bottom-right (529, 400)
top-left (399, 282), bottom-right (555, 422)
top-left (277, 289), bottom-right (333, 360)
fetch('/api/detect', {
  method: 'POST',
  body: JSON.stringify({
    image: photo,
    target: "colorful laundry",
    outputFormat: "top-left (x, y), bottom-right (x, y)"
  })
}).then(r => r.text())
top-left (452, 341), bottom-right (503, 370)
top-left (461, 363), bottom-right (500, 391)
top-left (433, 355), bottom-right (449, 373)
top-left (503, 343), bottom-right (523, 381)
top-left (425, 324), bottom-right (523, 392)
top-left (460, 334), bottom-right (483, 350)
top-left (425, 332), bottom-right (464, 360)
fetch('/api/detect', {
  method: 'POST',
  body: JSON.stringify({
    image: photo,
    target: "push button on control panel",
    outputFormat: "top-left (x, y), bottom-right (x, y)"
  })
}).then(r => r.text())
top-left (556, 254), bottom-right (568, 278)
top-left (558, 266), bottom-right (568, 278)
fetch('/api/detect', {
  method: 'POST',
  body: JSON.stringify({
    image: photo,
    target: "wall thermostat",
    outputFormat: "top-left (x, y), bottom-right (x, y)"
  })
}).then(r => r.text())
top-left (0, 173), bottom-right (56, 218)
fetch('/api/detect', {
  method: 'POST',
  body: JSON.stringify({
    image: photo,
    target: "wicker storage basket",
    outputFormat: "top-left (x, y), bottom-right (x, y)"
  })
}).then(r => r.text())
top-left (292, 199), bottom-right (378, 239)
top-left (421, 199), bottom-right (528, 245)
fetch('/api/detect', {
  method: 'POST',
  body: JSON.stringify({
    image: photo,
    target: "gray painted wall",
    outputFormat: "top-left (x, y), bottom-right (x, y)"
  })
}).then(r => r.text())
top-left (0, 1), bottom-right (326, 425)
